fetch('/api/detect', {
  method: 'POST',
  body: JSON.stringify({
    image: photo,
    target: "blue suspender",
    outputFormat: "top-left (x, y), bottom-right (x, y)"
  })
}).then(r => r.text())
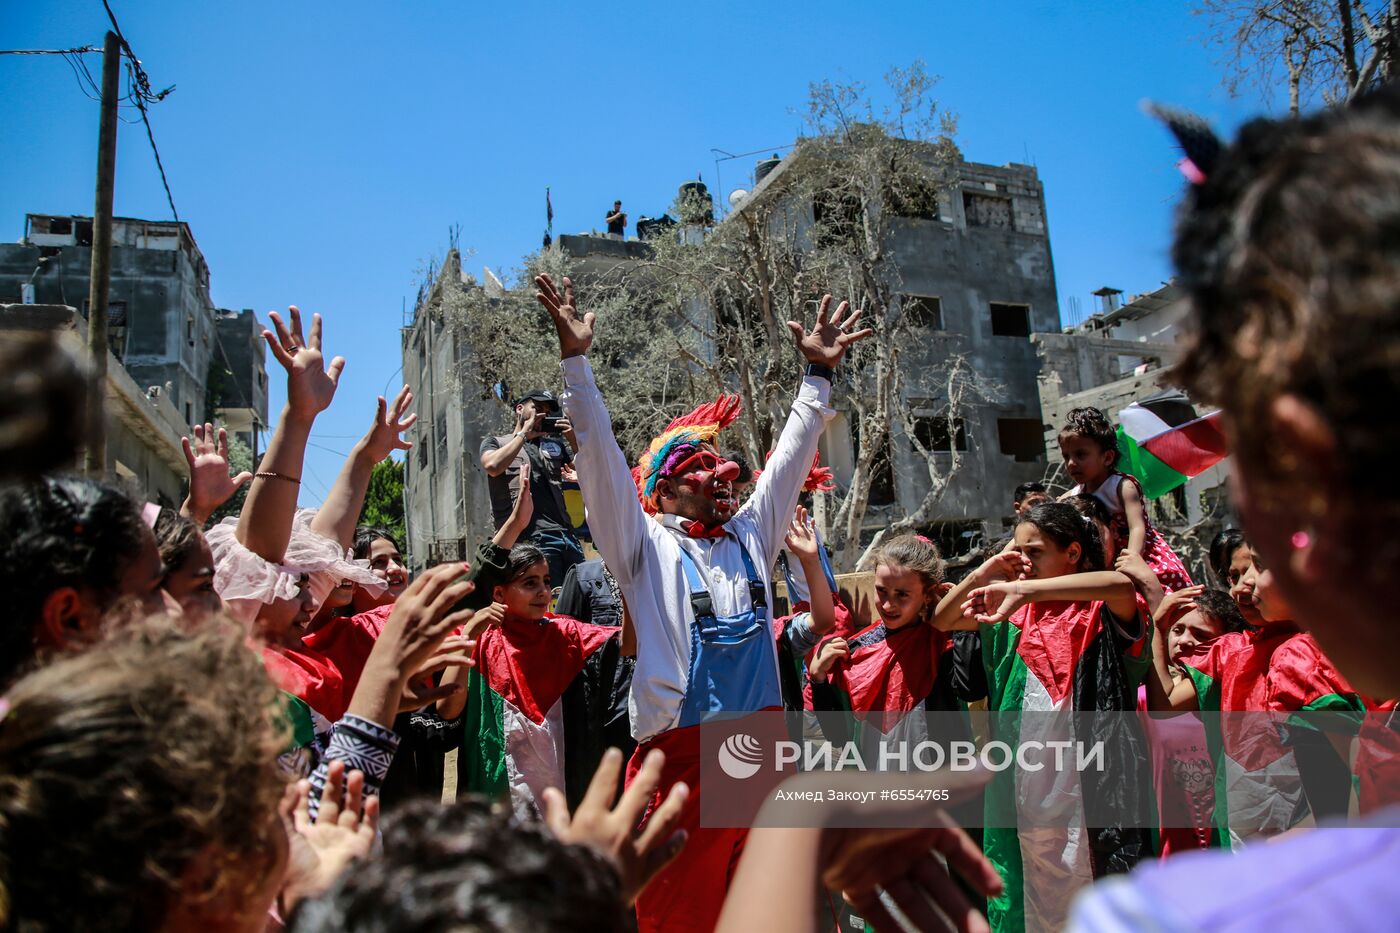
top-left (675, 538), bottom-right (768, 628)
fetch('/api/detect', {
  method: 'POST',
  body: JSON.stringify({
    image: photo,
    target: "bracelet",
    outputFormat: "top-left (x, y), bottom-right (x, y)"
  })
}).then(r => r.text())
top-left (254, 471), bottom-right (301, 485)
top-left (805, 362), bottom-right (836, 381)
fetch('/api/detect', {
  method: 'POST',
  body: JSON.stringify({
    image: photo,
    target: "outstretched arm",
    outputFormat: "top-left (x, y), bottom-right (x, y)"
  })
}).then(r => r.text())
top-left (739, 295), bottom-right (870, 562)
top-left (785, 507), bottom-right (834, 637)
top-left (310, 385), bottom-right (416, 550)
top-left (237, 307), bottom-right (344, 562)
top-left (933, 551), bottom-right (1032, 632)
top-left (960, 571), bottom-right (1139, 626)
top-left (537, 274), bottom-right (652, 584)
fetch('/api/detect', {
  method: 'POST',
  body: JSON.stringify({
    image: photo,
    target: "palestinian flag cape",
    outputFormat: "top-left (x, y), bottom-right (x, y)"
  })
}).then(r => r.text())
top-left (1117, 391), bottom-right (1228, 499)
top-left (262, 646), bottom-right (342, 776)
top-left (979, 597), bottom-right (1152, 933)
top-left (1357, 700), bottom-right (1400, 814)
top-left (300, 604), bottom-right (393, 714)
top-left (459, 613), bottom-right (622, 812)
top-left (810, 620), bottom-right (983, 750)
top-left (1181, 628), bottom-right (1364, 847)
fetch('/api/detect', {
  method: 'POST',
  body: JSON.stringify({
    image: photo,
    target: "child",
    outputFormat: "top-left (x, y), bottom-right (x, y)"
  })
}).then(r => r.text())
top-left (1145, 547), bottom-right (1364, 844)
top-left (935, 501), bottom-right (1150, 933)
top-left (772, 506), bottom-right (839, 713)
top-left (1138, 585), bottom-right (1247, 857)
top-left (808, 534), bottom-right (983, 743)
top-left (439, 469), bottom-right (625, 813)
top-left (1058, 406), bottom-right (1193, 593)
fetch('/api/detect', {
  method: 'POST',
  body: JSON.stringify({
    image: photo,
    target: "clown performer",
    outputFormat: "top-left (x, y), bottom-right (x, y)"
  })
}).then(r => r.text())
top-left (535, 274), bottom-right (869, 933)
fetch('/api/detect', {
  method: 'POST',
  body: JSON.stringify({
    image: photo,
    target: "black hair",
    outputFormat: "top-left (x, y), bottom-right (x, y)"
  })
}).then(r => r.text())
top-left (725, 449), bottom-right (753, 485)
top-left (152, 507), bottom-right (201, 577)
top-left (1013, 481), bottom-right (1047, 504)
top-left (504, 543), bottom-right (549, 586)
top-left (1066, 492), bottom-right (1113, 528)
top-left (1192, 587), bottom-right (1250, 635)
top-left (0, 476), bottom-right (149, 688)
top-left (289, 796), bottom-right (629, 933)
top-left (1016, 501), bottom-right (1106, 573)
top-left (1207, 528), bottom-right (1249, 588)
top-left (353, 526), bottom-right (402, 562)
top-left (1059, 407), bottom-right (1119, 468)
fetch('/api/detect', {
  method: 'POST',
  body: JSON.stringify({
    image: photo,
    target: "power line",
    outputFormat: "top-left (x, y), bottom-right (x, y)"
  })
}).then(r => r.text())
top-left (0, 47), bottom-right (101, 55)
top-left (100, 0), bottom-right (181, 224)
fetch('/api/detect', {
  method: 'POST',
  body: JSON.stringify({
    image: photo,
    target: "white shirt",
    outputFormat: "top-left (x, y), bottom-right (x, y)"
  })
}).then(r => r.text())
top-left (560, 355), bottom-right (833, 741)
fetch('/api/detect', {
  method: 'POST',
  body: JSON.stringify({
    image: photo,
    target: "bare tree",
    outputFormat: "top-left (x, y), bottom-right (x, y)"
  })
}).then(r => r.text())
top-left (1198, 0), bottom-right (1399, 113)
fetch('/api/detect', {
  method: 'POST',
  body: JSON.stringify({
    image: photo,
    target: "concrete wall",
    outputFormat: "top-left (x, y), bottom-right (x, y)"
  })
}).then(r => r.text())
top-left (213, 308), bottom-right (269, 449)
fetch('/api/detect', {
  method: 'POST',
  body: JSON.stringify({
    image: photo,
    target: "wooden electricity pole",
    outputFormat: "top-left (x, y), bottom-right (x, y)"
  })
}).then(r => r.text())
top-left (83, 30), bottom-right (121, 478)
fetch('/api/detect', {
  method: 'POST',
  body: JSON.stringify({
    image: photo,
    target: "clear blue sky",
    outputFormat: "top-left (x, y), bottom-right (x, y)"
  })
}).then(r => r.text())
top-left (1, 0), bottom-right (1279, 504)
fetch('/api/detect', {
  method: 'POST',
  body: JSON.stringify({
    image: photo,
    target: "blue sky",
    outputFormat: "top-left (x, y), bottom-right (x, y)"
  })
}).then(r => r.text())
top-left (1, 1), bottom-right (1278, 504)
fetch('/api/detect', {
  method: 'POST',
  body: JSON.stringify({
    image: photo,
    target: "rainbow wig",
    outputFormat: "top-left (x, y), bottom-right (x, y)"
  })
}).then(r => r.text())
top-left (635, 395), bottom-right (742, 514)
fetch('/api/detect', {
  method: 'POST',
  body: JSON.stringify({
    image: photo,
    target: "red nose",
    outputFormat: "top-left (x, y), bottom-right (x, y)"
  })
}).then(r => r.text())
top-left (714, 460), bottom-right (740, 482)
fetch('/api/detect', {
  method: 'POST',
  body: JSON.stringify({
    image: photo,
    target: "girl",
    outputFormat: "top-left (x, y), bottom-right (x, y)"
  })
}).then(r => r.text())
top-left (441, 468), bottom-right (624, 813)
top-left (935, 501), bottom-right (1150, 933)
top-left (808, 534), bottom-right (983, 745)
top-left (1145, 548), bottom-right (1364, 843)
top-left (151, 506), bottom-right (223, 619)
top-left (1138, 585), bottom-right (1246, 857)
top-left (1058, 406), bottom-right (1193, 593)
top-left (0, 475), bottom-right (166, 689)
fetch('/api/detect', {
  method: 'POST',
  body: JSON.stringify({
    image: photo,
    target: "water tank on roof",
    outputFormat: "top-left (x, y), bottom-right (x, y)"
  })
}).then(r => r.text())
top-left (755, 154), bottom-right (782, 185)
top-left (637, 214), bottom-right (677, 242)
top-left (677, 180), bottom-right (714, 225)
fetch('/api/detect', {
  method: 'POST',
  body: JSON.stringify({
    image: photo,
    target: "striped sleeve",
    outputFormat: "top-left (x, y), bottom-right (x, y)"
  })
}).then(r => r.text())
top-left (307, 713), bottom-right (401, 821)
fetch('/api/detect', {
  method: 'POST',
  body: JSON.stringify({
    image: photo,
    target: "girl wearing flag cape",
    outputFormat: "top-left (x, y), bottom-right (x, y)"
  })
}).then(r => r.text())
top-left (437, 468), bottom-right (626, 815)
top-left (935, 501), bottom-right (1152, 933)
top-left (536, 272), bottom-right (870, 933)
top-left (1058, 406), bottom-right (1193, 593)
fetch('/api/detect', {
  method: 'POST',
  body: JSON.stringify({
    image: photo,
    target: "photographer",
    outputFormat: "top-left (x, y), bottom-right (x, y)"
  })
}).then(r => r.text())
top-left (478, 388), bottom-right (584, 586)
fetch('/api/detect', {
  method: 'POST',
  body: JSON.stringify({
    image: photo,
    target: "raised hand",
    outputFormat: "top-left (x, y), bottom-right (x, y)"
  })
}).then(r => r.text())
top-left (961, 580), bottom-right (1027, 625)
top-left (784, 505), bottom-right (819, 561)
top-left (1153, 583), bottom-right (1205, 627)
top-left (975, 549), bottom-right (1033, 586)
top-left (360, 384), bottom-right (418, 463)
top-left (263, 306), bottom-right (345, 420)
top-left (541, 747), bottom-right (689, 906)
top-left (535, 273), bottom-right (595, 359)
top-left (785, 294), bottom-right (873, 369)
top-left (398, 634), bottom-right (477, 712)
top-left (277, 762), bottom-right (379, 913)
top-left (181, 422), bottom-right (252, 524)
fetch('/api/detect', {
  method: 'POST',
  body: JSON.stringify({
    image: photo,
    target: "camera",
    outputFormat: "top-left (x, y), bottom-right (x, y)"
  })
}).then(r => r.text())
top-left (541, 413), bottom-right (565, 433)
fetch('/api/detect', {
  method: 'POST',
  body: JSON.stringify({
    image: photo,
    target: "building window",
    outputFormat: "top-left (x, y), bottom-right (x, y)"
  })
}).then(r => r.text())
top-left (186, 315), bottom-right (195, 347)
top-left (989, 302), bottom-right (1031, 337)
top-left (963, 191), bottom-right (1012, 229)
top-left (418, 440), bottom-right (428, 470)
top-left (912, 416), bottom-right (967, 452)
top-left (886, 180), bottom-right (941, 220)
top-left (184, 401), bottom-right (193, 426)
top-left (997, 418), bottom-right (1045, 462)
top-left (435, 412), bottom-right (448, 465)
top-left (900, 294), bottom-right (942, 329)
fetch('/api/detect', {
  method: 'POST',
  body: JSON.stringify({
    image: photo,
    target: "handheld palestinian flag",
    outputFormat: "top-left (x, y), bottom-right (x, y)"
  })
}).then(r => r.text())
top-left (1116, 391), bottom-right (1228, 499)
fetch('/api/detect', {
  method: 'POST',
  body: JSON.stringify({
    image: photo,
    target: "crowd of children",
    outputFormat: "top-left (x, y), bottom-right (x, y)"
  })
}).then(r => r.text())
top-left (1, 86), bottom-right (1399, 933)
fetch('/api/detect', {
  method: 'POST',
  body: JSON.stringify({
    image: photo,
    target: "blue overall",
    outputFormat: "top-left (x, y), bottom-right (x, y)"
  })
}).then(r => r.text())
top-left (675, 537), bottom-right (783, 729)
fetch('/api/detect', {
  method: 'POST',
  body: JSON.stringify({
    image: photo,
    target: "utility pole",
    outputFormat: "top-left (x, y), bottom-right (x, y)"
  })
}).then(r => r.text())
top-left (83, 30), bottom-right (120, 478)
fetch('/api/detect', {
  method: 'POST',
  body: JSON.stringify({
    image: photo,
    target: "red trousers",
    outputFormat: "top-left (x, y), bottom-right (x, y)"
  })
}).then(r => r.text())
top-left (627, 726), bottom-right (748, 933)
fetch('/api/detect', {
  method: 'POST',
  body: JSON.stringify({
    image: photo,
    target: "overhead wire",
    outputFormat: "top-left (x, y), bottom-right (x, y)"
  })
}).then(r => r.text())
top-left (101, 0), bottom-right (181, 224)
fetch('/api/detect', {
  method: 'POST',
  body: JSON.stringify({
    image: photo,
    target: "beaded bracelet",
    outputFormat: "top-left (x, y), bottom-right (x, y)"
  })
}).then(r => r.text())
top-left (254, 471), bottom-right (300, 485)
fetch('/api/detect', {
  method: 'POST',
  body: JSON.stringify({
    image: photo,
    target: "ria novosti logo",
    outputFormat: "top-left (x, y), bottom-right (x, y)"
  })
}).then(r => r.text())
top-left (717, 733), bottom-right (764, 779)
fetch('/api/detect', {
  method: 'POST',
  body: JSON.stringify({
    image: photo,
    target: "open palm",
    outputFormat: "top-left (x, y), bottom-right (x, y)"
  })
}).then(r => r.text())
top-left (264, 305), bottom-right (344, 420)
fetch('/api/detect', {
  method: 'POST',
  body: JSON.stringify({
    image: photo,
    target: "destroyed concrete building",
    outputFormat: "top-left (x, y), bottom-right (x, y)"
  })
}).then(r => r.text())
top-left (0, 214), bottom-right (266, 445)
top-left (1034, 283), bottom-right (1231, 556)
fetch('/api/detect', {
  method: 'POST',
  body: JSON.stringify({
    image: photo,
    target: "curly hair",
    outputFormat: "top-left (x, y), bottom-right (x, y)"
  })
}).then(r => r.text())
top-left (0, 614), bottom-right (287, 931)
top-left (1193, 586), bottom-right (1250, 635)
top-left (1172, 85), bottom-right (1400, 524)
top-left (290, 796), bottom-right (629, 933)
top-left (1058, 407), bottom-right (1119, 468)
top-left (1017, 501), bottom-right (1108, 573)
top-left (0, 476), bottom-right (150, 688)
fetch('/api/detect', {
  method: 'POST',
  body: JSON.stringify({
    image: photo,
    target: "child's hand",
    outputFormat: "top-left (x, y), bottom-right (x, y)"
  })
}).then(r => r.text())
top-left (359, 384), bottom-right (417, 464)
top-left (961, 581), bottom-right (1027, 625)
top-left (277, 762), bottom-right (379, 913)
top-left (1154, 584), bottom-right (1204, 628)
top-left (396, 634), bottom-right (476, 713)
top-left (263, 306), bottom-right (344, 421)
top-left (974, 550), bottom-right (1031, 586)
top-left (181, 423), bottom-right (252, 524)
top-left (1114, 550), bottom-right (1153, 585)
top-left (509, 467), bottom-right (535, 527)
top-left (541, 747), bottom-right (689, 906)
top-left (784, 505), bottom-right (819, 560)
top-left (808, 637), bottom-right (849, 682)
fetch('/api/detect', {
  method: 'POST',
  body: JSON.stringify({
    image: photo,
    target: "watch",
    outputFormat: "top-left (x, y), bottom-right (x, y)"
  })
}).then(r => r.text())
top-left (805, 362), bottom-right (836, 381)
